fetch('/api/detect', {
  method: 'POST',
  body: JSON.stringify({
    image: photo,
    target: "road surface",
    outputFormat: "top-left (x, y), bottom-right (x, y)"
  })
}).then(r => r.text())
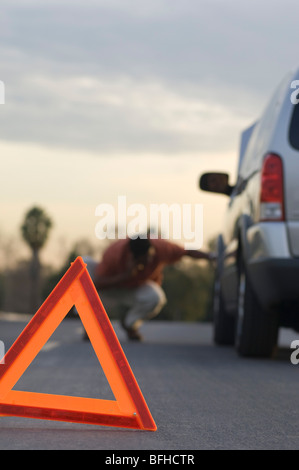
top-left (0, 312), bottom-right (299, 450)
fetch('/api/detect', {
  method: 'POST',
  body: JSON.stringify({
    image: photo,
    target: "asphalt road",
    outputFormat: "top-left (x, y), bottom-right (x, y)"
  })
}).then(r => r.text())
top-left (0, 312), bottom-right (299, 450)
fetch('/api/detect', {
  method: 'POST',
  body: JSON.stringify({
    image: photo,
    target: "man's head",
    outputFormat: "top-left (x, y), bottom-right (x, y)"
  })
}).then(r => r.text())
top-left (129, 236), bottom-right (151, 261)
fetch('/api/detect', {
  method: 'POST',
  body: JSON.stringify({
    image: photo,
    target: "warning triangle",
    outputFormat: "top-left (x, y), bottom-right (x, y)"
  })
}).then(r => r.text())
top-left (0, 257), bottom-right (157, 431)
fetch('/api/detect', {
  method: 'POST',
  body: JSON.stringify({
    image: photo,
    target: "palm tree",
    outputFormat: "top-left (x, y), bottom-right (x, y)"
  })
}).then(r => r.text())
top-left (21, 206), bottom-right (53, 313)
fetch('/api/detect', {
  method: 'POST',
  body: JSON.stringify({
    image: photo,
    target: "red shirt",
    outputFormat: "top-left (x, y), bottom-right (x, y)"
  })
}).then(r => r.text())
top-left (95, 238), bottom-right (186, 288)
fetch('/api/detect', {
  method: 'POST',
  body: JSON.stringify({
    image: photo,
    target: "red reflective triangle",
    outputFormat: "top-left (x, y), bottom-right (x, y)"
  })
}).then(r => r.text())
top-left (0, 257), bottom-right (157, 431)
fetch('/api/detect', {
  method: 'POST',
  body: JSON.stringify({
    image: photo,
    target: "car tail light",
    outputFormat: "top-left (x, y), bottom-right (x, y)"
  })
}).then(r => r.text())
top-left (260, 153), bottom-right (285, 221)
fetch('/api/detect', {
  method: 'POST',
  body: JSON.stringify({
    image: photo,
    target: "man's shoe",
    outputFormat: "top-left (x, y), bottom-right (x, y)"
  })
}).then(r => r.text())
top-left (120, 315), bottom-right (143, 341)
top-left (126, 327), bottom-right (143, 341)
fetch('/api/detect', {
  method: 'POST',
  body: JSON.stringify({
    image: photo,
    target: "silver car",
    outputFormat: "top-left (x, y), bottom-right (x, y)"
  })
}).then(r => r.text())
top-left (199, 68), bottom-right (299, 358)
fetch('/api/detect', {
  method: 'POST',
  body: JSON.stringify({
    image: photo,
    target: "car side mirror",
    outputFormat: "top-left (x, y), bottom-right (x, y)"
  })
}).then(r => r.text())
top-left (199, 172), bottom-right (233, 196)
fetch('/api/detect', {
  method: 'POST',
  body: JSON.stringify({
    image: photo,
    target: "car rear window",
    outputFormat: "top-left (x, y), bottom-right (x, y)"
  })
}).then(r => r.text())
top-left (289, 103), bottom-right (299, 150)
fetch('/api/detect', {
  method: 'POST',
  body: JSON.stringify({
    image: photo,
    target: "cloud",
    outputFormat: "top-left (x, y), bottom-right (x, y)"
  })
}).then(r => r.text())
top-left (0, 71), bottom-right (257, 153)
top-left (0, 0), bottom-right (298, 155)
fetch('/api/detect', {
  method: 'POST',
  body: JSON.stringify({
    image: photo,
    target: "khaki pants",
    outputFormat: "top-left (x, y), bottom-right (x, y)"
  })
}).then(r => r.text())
top-left (83, 257), bottom-right (167, 330)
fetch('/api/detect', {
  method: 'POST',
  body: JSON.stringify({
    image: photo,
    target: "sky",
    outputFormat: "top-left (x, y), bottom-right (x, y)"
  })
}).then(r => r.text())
top-left (1, 0), bottom-right (299, 265)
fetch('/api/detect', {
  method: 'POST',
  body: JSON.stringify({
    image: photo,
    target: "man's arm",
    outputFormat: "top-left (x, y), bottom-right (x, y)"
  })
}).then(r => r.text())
top-left (185, 249), bottom-right (216, 261)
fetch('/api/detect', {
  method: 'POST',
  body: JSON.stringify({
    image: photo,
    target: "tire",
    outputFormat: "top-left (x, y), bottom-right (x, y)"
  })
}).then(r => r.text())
top-left (213, 277), bottom-right (235, 345)
top-left (235, 259), bottom-right (279, 357)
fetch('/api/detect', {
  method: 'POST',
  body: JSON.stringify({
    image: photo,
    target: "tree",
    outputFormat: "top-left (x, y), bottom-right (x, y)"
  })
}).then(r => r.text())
top-left (21, 206), bottom-right (53, 313)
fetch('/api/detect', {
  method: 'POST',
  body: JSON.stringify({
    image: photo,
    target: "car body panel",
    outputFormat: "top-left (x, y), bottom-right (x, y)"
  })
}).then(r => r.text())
top-left (202, 67), bottom-right (299, 328)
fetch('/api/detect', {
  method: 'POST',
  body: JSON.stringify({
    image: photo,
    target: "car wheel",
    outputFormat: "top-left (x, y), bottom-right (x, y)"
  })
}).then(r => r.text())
top-left (235, 261), bottom-right (279, 357)
top-left (213, 277), bottom-right (235, 345)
